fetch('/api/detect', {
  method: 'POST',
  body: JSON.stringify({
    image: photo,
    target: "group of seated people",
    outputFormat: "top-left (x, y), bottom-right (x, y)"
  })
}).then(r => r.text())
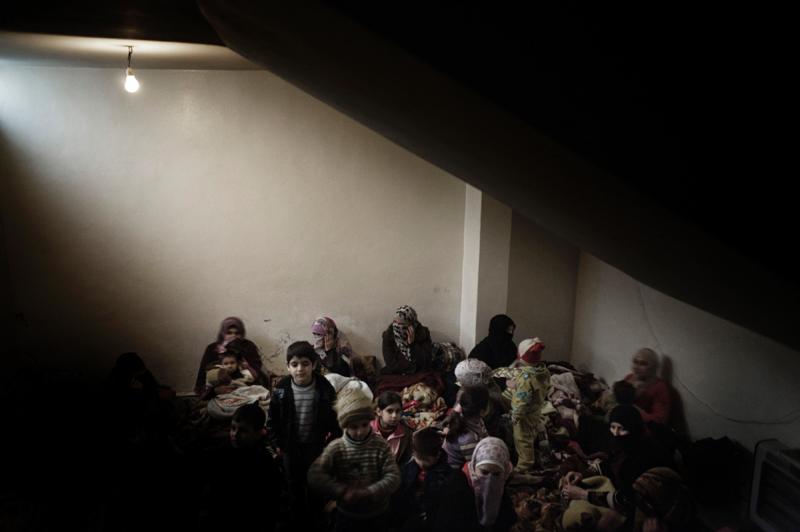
top-left (106, 306), bottom-right (694, 532)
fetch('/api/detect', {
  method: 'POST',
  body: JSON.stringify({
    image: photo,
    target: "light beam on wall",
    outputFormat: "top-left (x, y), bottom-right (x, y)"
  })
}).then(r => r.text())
top-left (124, 46), bottom-right (139, 93)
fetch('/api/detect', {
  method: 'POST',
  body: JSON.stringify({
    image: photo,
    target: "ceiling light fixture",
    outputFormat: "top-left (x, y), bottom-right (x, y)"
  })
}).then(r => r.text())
top-left (124, 46), bottom-right (140, 93)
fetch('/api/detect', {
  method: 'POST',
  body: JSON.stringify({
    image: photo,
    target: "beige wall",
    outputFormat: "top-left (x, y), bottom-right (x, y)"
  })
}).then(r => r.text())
top-left (507, 213), bottom-right (579, 360)
top-left (0, 66), bottom-right (466, 389)
top-left (572, 253), bottom-right (800, 450)
top-left (474, 193), bottom-right (512, 347)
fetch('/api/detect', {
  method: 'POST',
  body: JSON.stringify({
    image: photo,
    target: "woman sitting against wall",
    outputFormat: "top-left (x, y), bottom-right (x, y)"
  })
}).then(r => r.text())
top-left (468, 314), bottom-right (517, 369)
top-left (624, 348), bottom-right (671, 426)
top-left (311, 316), bottom-right (353, 376)
top-left (381, 305), bottom-right (434, 375)
top-left (194, 316), bottom-right (266, 396)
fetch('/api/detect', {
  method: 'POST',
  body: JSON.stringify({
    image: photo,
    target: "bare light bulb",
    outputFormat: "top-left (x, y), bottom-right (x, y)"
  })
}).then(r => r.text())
top-left (124, 67), bottom-right (140, 93)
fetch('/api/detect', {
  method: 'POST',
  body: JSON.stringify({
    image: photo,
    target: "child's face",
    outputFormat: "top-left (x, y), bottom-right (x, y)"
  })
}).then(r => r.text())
top-left (413, 452), bottom-right (439, 470)
top-left (288, 356), bottom-right (314, 386)
top-left (221, 356), bottom-right (239, 372)
top-left (475, 462), bottom-right (504, 478)
top-left (230, 419), bottom-right (263, 449)
top-left (378, 402), bottom-right (402, 429)
top-left (345, 419), bottom-right (373, 441)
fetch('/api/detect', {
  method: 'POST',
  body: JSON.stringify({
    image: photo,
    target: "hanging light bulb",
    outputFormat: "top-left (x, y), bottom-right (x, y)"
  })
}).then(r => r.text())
top-left (124, 46), bottom-right (140, 93)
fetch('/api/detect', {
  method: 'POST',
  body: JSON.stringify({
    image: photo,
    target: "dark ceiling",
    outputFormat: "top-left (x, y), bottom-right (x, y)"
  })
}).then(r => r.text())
top-left (2, 1), bottom-right (796, 348)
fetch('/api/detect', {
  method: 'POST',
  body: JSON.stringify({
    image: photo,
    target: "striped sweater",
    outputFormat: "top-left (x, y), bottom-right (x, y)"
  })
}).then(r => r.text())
top-left (443, 416), bottom-right (488, 469)
top-left (291, 380), bottom-right (317, 443)
top-left (307, 432), bottom-right (401, 518)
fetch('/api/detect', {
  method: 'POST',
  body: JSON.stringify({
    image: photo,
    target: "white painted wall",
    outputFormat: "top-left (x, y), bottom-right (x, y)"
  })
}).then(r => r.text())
top-left (474, 193), bottom-right (512, 348)
top-left (507, 213), bottom-right (578, 360)
top-left (0, 66), bottom-right (466, 389)
top-left (459, 185), bottom-right (482, 349)
top-left (572, 253), bottom-right (800, 450)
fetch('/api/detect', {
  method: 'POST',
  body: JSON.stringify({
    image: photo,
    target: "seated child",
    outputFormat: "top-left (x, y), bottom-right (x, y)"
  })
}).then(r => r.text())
top-left (268, 341), bottom-right (340, 527)
top-left (455, 359), bottom-right (511, 441)
top-left (203, 403), bottom-right (282, 532)
top-left (390, 427), bottom-right (453, 532)
top-left (510, 337), bottom-right (551, 473)
top-left (371, 391), bottom-right (413, 465)
top-left (442, 386), bottom-right (489, 469)
top-left (431, 437), bottom-right (517, 532)
top-left (206, 352), bottom-right (255, 389)
top-left (307, 389), bottom-right (401, 531)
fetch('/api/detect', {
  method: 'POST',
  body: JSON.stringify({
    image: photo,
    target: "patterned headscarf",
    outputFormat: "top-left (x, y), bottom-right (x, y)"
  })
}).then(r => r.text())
top-left (392, 305), bottom-right (418, 361)
top-left (455, 358), bottom-right (492, 387)
top-left (311, 316), bottom-right (354, 362)
top-left (467, 437), bottom-right (512, 527)
top-left (312, 317), bottom-right (337, 353)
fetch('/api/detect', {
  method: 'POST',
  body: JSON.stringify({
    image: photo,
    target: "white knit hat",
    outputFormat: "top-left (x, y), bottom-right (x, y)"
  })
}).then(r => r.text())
top-left (335, 389), bottom-right (374, 429)
top-left (455, 358), bottom-right (492, 387)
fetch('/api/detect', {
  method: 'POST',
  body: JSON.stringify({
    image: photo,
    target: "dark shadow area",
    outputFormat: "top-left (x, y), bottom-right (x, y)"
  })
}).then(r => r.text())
top-left (660, 355), bottom-right (689, 440)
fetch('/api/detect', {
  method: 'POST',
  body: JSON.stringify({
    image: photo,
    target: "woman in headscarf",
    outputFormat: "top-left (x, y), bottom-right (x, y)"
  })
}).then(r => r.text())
top-left (432, 437), bottom-right (516, 532)
top-left (311, 316), bottom-right (353, 376)
top-left (468, 314), bottom-right (517, 369)
top-left (381, 305), bottom-right (434, 375)
top-left (623, 348), bottom-right (671, 426)
top-left (561, 405), bottom-right (672, 530)
top-left (194, 316), bottom-right (266, 396)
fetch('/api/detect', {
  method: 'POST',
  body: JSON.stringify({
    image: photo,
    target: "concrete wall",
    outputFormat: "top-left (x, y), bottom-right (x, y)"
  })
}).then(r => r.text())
top-left (0, 66), bottom-right (466, 389)
top-left (474, 193), bottom-right (512, 347)
top-left (572, 253), bottom-right (800, 450)
top-left (507, 213), bottom-right (579, 360)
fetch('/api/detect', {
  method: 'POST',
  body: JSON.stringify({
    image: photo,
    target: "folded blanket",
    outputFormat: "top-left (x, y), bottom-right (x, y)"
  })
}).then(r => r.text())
top-left (207, 385), bottom-right (270, 420)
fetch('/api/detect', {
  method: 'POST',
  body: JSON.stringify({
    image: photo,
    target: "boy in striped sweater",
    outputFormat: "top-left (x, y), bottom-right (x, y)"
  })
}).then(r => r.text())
top-left (308, 389), bottom-right (401, 531)
top-left (268, 341), bottom-right (340, 527)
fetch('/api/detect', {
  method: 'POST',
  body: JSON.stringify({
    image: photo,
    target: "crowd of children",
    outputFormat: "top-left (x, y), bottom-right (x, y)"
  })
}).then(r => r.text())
top-left (102, 308), bottom-right (697, 532)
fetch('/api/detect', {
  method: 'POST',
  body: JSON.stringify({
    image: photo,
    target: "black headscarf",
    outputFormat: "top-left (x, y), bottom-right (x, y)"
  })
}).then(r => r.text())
top-left (468, 314), bottom-right (517, 369)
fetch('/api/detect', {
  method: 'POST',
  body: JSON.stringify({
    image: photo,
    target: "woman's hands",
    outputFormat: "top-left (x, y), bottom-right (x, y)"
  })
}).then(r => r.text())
top-left (561, 484), bottom-right (588, 501)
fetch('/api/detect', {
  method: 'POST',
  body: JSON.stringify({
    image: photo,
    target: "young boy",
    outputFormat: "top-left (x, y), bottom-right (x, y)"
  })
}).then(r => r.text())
top-left (390, 427), bottom-right (452, 532)
top-left (203, 403), bottom-right (282, 532)
top-left (307, 389), bottom-right (401, 532)
top-left (267, 341), bottom-right (340, 526)
top-left (510, 337), bottom-right (551, 473)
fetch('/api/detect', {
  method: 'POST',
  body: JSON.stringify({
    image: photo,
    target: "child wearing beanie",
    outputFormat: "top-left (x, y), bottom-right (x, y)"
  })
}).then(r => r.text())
top-left (509, 337), bottom-right (551, 473)
top-left (307, 389), bottom-right (401, 531)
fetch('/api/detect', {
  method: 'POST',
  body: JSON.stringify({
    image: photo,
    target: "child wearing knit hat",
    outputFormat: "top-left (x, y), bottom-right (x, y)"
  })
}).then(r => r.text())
top-left (508, 337), bottom-right (551, 473)
top-left (307, 389), bottom-right (401, 530)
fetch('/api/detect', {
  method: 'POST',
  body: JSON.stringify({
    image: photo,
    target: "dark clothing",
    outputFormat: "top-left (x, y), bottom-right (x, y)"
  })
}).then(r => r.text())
top-left (195, 338), bottom-right (265, 394)
top-left (335, 510), bottom-right (389, 532)
top-left (391, 453), bottom-right (453, 531)
top-left (267, 375), bottom-right (340, 453)
top-left (381, 323), bottom-right (434, 375)
top-left (431, 469), bottom-right (516, 532)
top-left (202, 445), bottom-right (282, 532)
top-left (322, 348), bottom-right (352, 376)
top-left (267, 375), bottom-right (340, 527)
top-left (469, 315), bottom-right (516, 369)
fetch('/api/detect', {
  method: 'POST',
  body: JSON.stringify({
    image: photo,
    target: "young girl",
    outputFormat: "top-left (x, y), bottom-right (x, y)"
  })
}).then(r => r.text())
top-left (371, 391), bottom-right (413, 465)
top-left (443, 386), bottom-right (489, 469)
top-left (431, 437), bottom-right (516, 532)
